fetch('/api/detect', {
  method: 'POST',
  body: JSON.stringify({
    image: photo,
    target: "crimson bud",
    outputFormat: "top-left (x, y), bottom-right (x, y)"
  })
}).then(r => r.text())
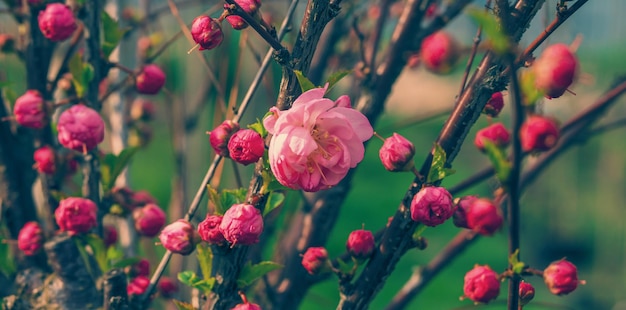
top-left (410, 186), bottom-right (454, 227)
top-left (190, 16), bottom-right (224, 50)
top-left (219, 204), bottom-right (264, 245)
top-left (227, 129), bottom-right (265, 166)
top-left (301, 247), bottom-right (329, 275)
top-left (133, 203), bottom-right (166, 238)
top-left (198, 214), bottom-right (226, 245)
top-left (463, 265), bottom-right (500, 303)
top-left (17, 221), bottom-right (43, 256)
top-left (543, 259), bottom-right (579, 295)
top-left (14, 90), bottom-right (45, 129)
top-left (474, 122), bottom-right (510, 152)
top-left (520, 115), bottom-right (560, 152)
top-left (38, 3), bottom-right (77, 42)
top-left (379, 133), bottom-right (415, 172)
top-left (55, 197), bottom-right (98, 235)
top-left (346, 229), bottom-right (375, 259)
top-left (159, 219), bottom-right (199, 255)
top-left (136, 64), bottom-right (166, 95)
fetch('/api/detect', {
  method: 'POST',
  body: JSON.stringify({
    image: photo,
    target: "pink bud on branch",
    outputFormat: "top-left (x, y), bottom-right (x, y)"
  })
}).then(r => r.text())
top-left (301, 247), bottom-right (329, 275)
top-left (208, 120), bottom-right (240, 157)
top-left (57, 104), bottom-right (105, 153)
top-left (520, 115), bottom-right (560, 152)
top-left (410, 186), bottom-right (454, 227)
top-left (17, 221), bottom-right (43, 256)
top-left (379, 133), bottom-right (415, 172)
top-left (13, 90), bottom-right (45, 129)
top-left (219, 204), bottom-right (264, 245)
top-left (543, 259), bottom-right (581, 296)
top-left (346, 229), bottom-right (375, 259)
top-left (55, 197), bottom-right (98, 235)
top-left (159, 219), bottom-right (199, 255)
top-left (133, 203), bottom-right (166, 238)
top-left (38, 3), bottom-right (77, 42)
top-left (462, 265), bottom-right (500, 303)
top-left (190, 16), bottom-right (224, 51)
top-left (135, 64), bottom-right (166, 95)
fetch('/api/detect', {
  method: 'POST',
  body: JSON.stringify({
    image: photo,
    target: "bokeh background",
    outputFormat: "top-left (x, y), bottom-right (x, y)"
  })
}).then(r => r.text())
top-left (1, 0), bottom-right (626, 309)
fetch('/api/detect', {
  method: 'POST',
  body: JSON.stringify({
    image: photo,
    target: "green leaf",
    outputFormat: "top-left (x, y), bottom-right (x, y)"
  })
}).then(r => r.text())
top-left (336, 258), bottom-right (353, 274)
top-left (220, 188), bottom-right (247, 211)
top-left (74, 237), bottom-right (97, 279)
top-left (85, 234), bottom-right (108, 273)
top-left (206, 185), bottom-right (223, 215)
top-left (177, 271), bottom-right (215, 293)
top-left (248, 119), bottom-right (268, 138)
top-left (110, 256), bottom-right (141, 269)
top-left (0, 238), bottom-right (16, 278)
top-left (100, 147), bottom-right (139, 192)
top-left (196, 244), bottom-right (213, 280)
top-left (520, 70), bottom-right (544, 105)
top-left (294, 70), bottom-right (316, 92)
top-left (467, 8), bottom-right (510, 54)
top-left (325, 69), bottom-right (352, 93)
top-left (508, 249), bottom-right (526, 274)
top-left (106, 245), bottom-right (124, 262)
top-left (264, 191), bottom-right (284, 216)
top-left (2, 87), bottom-right (17, 107)
top-left (173, 299), bottom-right (197, 310)
top-left (482, 139), bottom-right (511, 183)
top-left (427, 144), bottom-right (456, 183)
top-left (68, 53), bottom-right (93, 98)
top-left (237, 261), bottom-right (283, 288)
top-left (101, 11), bottom-right (129, 58)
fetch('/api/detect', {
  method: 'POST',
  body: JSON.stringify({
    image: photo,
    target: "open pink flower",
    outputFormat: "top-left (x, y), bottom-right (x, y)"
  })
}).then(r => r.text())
top-left (263, 85), bottom-right (373, 192)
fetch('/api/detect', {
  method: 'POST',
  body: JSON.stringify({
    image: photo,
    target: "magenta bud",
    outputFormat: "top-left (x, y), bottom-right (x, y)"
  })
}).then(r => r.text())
top-left (57, 104), bottom-right (105, 152)
top-left (55, 197), bottom-right (98, 235)
top-left (519, 281), bottom-right (535, 306)
top-left (227, 129), bottom-right (265, 165)
top-left (136, 64), bottom-right (166, 95)
top-left (198, 214), bottom-right (226, 245)
top-left (346, 229), bottom-right (375, 259)
top-left (33, 145), bottom-right (56, 175)
top-left (133, 203), bottom-right (166, 238)
top-left (463, 265), bottom-right (500, 303)
top-left (209, 120), bottom-right (240, 157)
top-left (224, 0), bottom-right (261, 30)
top-left (159, 219), bottom-right (199, 255)
top-left (104, 225), bottom-right (118, 247)
top-left (533, 43), bottom-right (578, 99)
top-left (127, 275), bottom-right (150, 296)
top-left (128, 259), bottom-right (150, 277)
top-left (483, 92), bottom-right (504, 117)
top-left (190, 16), bottom-right (224, 51)
top-left (219, 204), bottom-right (264, 245)
top-left (17, 221), bottom-right (43, 256)
top-left (38, 3), bottom-right (77, 42)
top-left (474, 122), bottom-right (510, 152)
top-left (158, 276), bottom-right (178, 299)
top-left (379, 133), bottom-right (415, 172)
top-left (452, 195), bottom-right (477, 229)
top-left (420, 31), bottom-right (460, 74)
top-left (520, 115), bottom-right (560, 152)
top-left (14, 90), bottom-right (45, 129)
top-left (410, 186), bottom-right (454, 227)
top-left (466, 198), bottom-right (503, 236)
top-left (301, 246), bottom-right (329, 275)
top-left (231, 302), bottom-right (262, 310)
top-left (543, 259), bottom-right (579, 296)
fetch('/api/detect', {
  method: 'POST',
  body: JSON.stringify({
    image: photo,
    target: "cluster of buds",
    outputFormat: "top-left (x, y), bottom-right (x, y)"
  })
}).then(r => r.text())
top-left (453, 196), bottom-right (503, 236)
top-left (208, 121), bottom-right (265, 166)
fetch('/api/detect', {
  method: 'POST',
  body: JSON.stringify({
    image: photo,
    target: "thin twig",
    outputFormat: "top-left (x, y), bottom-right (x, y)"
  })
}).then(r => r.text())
top-left (457, 0), bottom-right (491, 98)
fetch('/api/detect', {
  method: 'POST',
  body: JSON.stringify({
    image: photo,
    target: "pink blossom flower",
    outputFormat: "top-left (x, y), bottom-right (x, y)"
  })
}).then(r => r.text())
top-left (463, 265), bottom-right (500, 303)
top-left (410, 186), bottom-right (454, 227)
top-left (57, 104), bottom-right (105, 152)
top-left (17, 221), bottom-right (43, 256)
top-left (263, 85), bottom-right (373, 192)
top-left (219, 204), bottom-right (263, 245)
top-left (14, 90), bottom-right (45, 129)
top-left (55, 197), bottom-right (98, 235)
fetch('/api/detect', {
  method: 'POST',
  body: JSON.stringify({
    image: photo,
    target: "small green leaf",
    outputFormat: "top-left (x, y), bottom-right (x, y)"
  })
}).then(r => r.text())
top-left (508, 249), bottom-right (526, 274)
top-left (427, 144), bottom-right (456, 183)
top-left (467, 8), bottom-right (510, 54)
top-left (237, 261), bottom-right (283, 288)
top-left (0, 237), bottom-right (16, 278)
top-left (325, 69), bottom-right (352, 93)
top-left (177, 271), bottom-right (215, 293)
top-left (196, 244), bottom-right (213, 280)
top-left (85, 234), bottom-right (108, 273)
top-left (106, 245), bottom-right (124, 262)
top-left (336, 258), bottom-right (353, 274)
top-left (206, 185), bottom-right (223, 215)
top-left (264, 191), bottom-right (284, 216)
top-left (220, 188), bottom-right (247, 211)
top-left (173, 299), bottom-right (197, 310)
top-left (2, 87), bottom-right (17, 107)
top-left (100, 147), bottom-right (139, 192)
top-left (102, 11), bottom-right (129, 58)
top-left (482, 140), bottom-right (511, 183)
top-left (69, 54), bottom-right (87, 97)
top-left (248, 119), bottom-right (268, 138)
top-left (294, 70), bottom-right (316, 92)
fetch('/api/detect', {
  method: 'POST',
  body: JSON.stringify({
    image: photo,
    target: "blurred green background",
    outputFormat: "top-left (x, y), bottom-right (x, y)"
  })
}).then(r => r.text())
top-left (2, 0), bottom-right (626, 309)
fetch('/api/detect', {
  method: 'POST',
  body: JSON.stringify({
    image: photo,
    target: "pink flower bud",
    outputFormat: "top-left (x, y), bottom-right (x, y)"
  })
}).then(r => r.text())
top-left (346, 229), bottom-right (375, 259)
top-left (127, 275), bottom-right (150, 296)
top-left (301, 247), bottom-right (328, 275)
top-left (133, 203), bottom-right (166, 238)
top-left (17, 221), bottom-right (43, 256)
top-left (474, 122), bottom-right (510, 152)
top-left (159, 219), bottom-right (199, 255)
top-left (543, 259), bottom-right (579, 295)
top-left (483, 92), bottom-right (504, 117)
top-left (224, 0), bottom-right (261, 30)
top-left (38, 3), bottom-right (77, 42)
top-left (14, 90), bottom-right (45, 129)
top-left (519, 281), bottom-right (535, 306)
top-left (190, 16), bottom-right (224, 51)
top-left (466, 198), bottom-right (503, 236)
top-left (463, 265), bottom-right (500, 303)
top-left (520, 115), bottom-right (560, 152)
top-left (128, 259), bottom-right (150, 277)
top-left (227, 129), bottom-right (265, 166)
top-left (57, 104), bottom-right (105, 152)
top-left (130, 98), bottom-right (156, 122)
top-left (231, 302), bottom-right (262, 310)
top-left (55, 197), bottom-right (98, 235)
top-left (209, 120), bottom-right (240, 157)
top-left (198, 214), bottom-right (226, 245)
top-left (379, 133), bottom-right (415, 172)
top-left (136, 64), bottom-right (166, 95)
top-left (158, 276), bottom-right (178, 299)
top-left (219, 204), bottom-right (264, 245)
top-left (104, 225), bottom-right (118, 247)
top-left (420, 31), bottom-right (459, 74)
top-left (410, 186), bottom-right (454, 227)
top-left (33, 145), bottom-right (56, 175)
top-left (452, 195), bottom-right (477, 229)
top-left (532, 43), bottom-right (578, 99)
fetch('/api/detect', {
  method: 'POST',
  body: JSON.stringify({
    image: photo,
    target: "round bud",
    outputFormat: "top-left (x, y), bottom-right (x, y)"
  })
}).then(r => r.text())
top-left (410, 186), bottom-right (454, 227)
top-left (463, 265), bottom-right (500, 303)
top-left (483, 92), bottom-right (504, 117)
top-left (379, 133), bottom-right (415, 172)
top-left (17, 221), bottom-right (43, 256)
top-left (38, 3), bottom-right (77, 42)
top-left (227, 129), bottom-right (265, 166)
top-left (133, 203), bottom-right (166, 238)
top-left (346, 229), bottom-right (375, 259)
top-left (33, 146), bottom-right (56, 175)
top-left (190, 16), bottom-right (224, 50)
top-left (420, 31), bottom-right (460, 74)
top-left (465, 198), bottom-right (503, 236)
top-left (198, 214), bottom-right (226, 245)
top-left (136, 64), bottom-right (166, 95)
top-left (209, 120), bottom-right (240, 157)
top-left (219, 204), bottom-right (264, 245)
top-left (301, 247), bottom-right (329, 275)
top-left (520, 115), bottom-right (560, 152)
top-left (159, 219), bottom-right (199, 255)
top-left (543, 259), bottom-right (579, 295)
top-left (474, 122), bottom-right (510, 152)
top-left (519, 281), bottom-right (535, 306)
top-left (127, 275), bottom-right (150, 296)
top-left (57, 104), bottom-right (105, 152)
top-left (452, 195), bottom-right (478, 229)
top-left (14, 90), bottom-right (45, 129)
top-left (532, 43), bottom-right (578, 99)
top-left (55, 197), bottom-right (98, 235)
